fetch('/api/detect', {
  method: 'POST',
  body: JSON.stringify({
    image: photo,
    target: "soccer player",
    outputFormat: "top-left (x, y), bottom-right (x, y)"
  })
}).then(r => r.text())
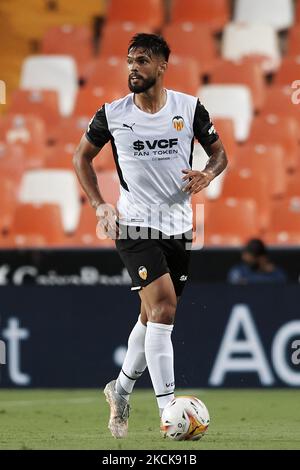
top-left (73, 33), bottom-right (227, 438)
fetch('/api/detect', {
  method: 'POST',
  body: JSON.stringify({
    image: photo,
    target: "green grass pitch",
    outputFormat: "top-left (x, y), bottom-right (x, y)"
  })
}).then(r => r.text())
top-left (0, 389), bottom-right (299, 450)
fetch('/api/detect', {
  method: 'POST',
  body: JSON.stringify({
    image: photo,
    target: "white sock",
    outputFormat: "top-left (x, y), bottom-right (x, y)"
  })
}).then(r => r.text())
top-left (145, 321), bottom-right (175, 416)
top-left (115, 315), bottom-right (147, 400)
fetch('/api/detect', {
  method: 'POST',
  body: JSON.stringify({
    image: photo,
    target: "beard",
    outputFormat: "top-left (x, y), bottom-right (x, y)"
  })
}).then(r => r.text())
top-left (128, 75), bottom-right (156, 93)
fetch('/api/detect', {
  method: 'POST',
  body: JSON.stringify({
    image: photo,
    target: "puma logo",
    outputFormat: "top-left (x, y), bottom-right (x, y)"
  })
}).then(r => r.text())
top-left (123, 123), bottom-right (136, 132)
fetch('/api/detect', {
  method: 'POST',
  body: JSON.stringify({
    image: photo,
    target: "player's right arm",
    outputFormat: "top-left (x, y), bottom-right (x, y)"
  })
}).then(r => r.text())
top-left (73, 105), bottom-right (118, 238)
top-left (73, 134), bottom-right (104, 209)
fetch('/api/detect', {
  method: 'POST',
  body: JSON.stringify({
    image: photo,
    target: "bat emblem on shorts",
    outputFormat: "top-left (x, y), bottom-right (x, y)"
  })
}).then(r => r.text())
top-left (138, 266), bottom-right (148, 280)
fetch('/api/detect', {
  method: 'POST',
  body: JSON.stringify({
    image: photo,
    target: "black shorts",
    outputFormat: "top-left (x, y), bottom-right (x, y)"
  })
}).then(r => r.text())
top-left (115, 225), bottom-right (193, 296)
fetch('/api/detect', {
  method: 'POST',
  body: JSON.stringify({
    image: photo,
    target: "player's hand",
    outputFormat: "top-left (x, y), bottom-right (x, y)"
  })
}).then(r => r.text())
top-left (181, 169), bottom-right (214, 194)
top-left (95, 203), bottom-right (119, 240)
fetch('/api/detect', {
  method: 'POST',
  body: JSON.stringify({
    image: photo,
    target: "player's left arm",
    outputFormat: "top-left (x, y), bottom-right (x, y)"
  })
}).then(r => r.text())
top-left (182, 100), bottom-right (228, 194)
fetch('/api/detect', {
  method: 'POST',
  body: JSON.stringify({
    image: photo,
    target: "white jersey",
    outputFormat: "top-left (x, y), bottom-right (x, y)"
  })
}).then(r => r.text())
top-left (86, 89), bottom-right (218, 236)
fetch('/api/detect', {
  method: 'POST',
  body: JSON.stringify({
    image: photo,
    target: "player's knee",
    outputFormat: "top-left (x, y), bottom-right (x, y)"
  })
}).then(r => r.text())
top-left (148, 300), bottom-right (176, 325)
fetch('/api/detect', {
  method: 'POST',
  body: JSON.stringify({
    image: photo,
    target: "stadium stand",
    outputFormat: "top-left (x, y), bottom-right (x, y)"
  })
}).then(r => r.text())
top-left (265, 198), bottom-right (300, 245)
top-left (221, 23), bottom-right (281, 73)
top-left (262, 85), bottom-right (300, 120)
top-left (163, 23), bottom-right (218, 75)
top-left (199, 84), bottom-right (253, 141)
top-left (204, 198), bottom-right (260, 246)
top-left (0, 176), bottom-right (20, 236)
top-left (0, 114), bottom-right (47, 168)
top-left (163, 56), bottom-right (201, 95)
top-left (10, 203), bottom-right (68, 248)
top-left (296, 0), bottom-right (300, 23)
top-left (171, 0), bottom-right (230, 32)
top-left (210, 60), bottom-right (266, 112)
top-left (52, 116), bottom-right (90, 146)
top-left (287, 24), bottom-right (300, 55)
top-left (286, 171), bottom-right (300, 198)
top-left (18, 169), bottom-right (81, 233)
top-left (44, 143), bottom-right (76, 171)
top-left (85, 57), bottom-right (128, 89)
top-left (1, 0), bottom-right (300, 248)
top-left (249, 114), bottom-right (300, 172)
top-left (105, 0), bottom-right (165, 32)
top-left (73, 85), bottom-right (127, 117)
top-left (9, 89), bottom-right (60, 139)
top-left (0, 142), bottom-right (28, 183)
top-left (221, 169), bottom-right (270, 231)
top-left (20, 55), bottom-right (78, 116)
top-left (275, 56), bottom-right (300, 86)
top-left (233, 0), bottom-right (295, 31)
top-left (234, 144), bottom-right (287, 198)
top-left (41, 25), bottom-right (94, 78)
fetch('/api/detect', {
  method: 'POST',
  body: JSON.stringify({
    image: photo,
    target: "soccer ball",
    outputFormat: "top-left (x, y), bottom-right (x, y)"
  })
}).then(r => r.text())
top-left (160, 396), bottom-right (210, 441)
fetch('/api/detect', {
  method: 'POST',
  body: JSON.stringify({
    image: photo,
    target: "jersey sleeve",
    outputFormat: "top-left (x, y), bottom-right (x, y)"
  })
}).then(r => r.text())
top-left (85, 105), bottom-right (112, 148)
top-left (193, 99), bottom-right (219, 147)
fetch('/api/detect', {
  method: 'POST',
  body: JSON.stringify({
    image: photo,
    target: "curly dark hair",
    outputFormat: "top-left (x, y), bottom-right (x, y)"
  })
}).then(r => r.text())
top-left (128, 33), bottom-right (171, 62)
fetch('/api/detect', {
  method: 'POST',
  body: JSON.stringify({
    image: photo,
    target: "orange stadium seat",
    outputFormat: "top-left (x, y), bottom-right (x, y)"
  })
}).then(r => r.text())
top-left (265, 198), bottom-right (300, 245)
top-left (210, 60), bottom-right (266, 112)
top-left (296, 0), bottom-right (300, 23)
top-left (204, 198), bottom-right (260, 246)
top-left (0, 142), bottom-right (27, 182)
top-left (11, 203), bottom-right (68, 248)
top-left (285, 171), bottom-right (300, 198)
top-left (171, 0), bottom-right (230, 32)
top-left (71, 203), bottom-right (115, 248)
top-left (163, 23), bottom-right (218, 75)
top-left (9, 89), bottom-right (60, 137)
top-left (235, 144), bottom-right (287, 198)
top-left (100, 22), bottom-right (153, 58)
top-left (262, 85), bottom-right (300, 121)
top-left (44, 143), bottom-right (76, 170)
top-left (52, 116), bottom-right (90, 145)
top-left (164, 56), bottom-right (201, 95)
top-left (73, 85), bottom-right (127, 117)
top-left (213, 118), bottom-right (237, 163)
top-left (249, 114), bottom-right (300, 172)
top-left (0, 177), bottom-right (19, 235)
top-left (221, 169), bottom-right (270, 231)
top-left (0, 114), bottom-right (46, 168)
top-left (106, 0), bottom-right (165, 32)
top-left (0, 114), bottom-right (45, 147)
top-left (86, 57), bottom-right (128, 89)
top-left (19, 169), bottom-right (80, 233)
top-left (41, 25), bottom-right (94, 78)
top-left (275, 56), bottom-right (300, 86)
top-left (287, 25), bottom-right (300, 55)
